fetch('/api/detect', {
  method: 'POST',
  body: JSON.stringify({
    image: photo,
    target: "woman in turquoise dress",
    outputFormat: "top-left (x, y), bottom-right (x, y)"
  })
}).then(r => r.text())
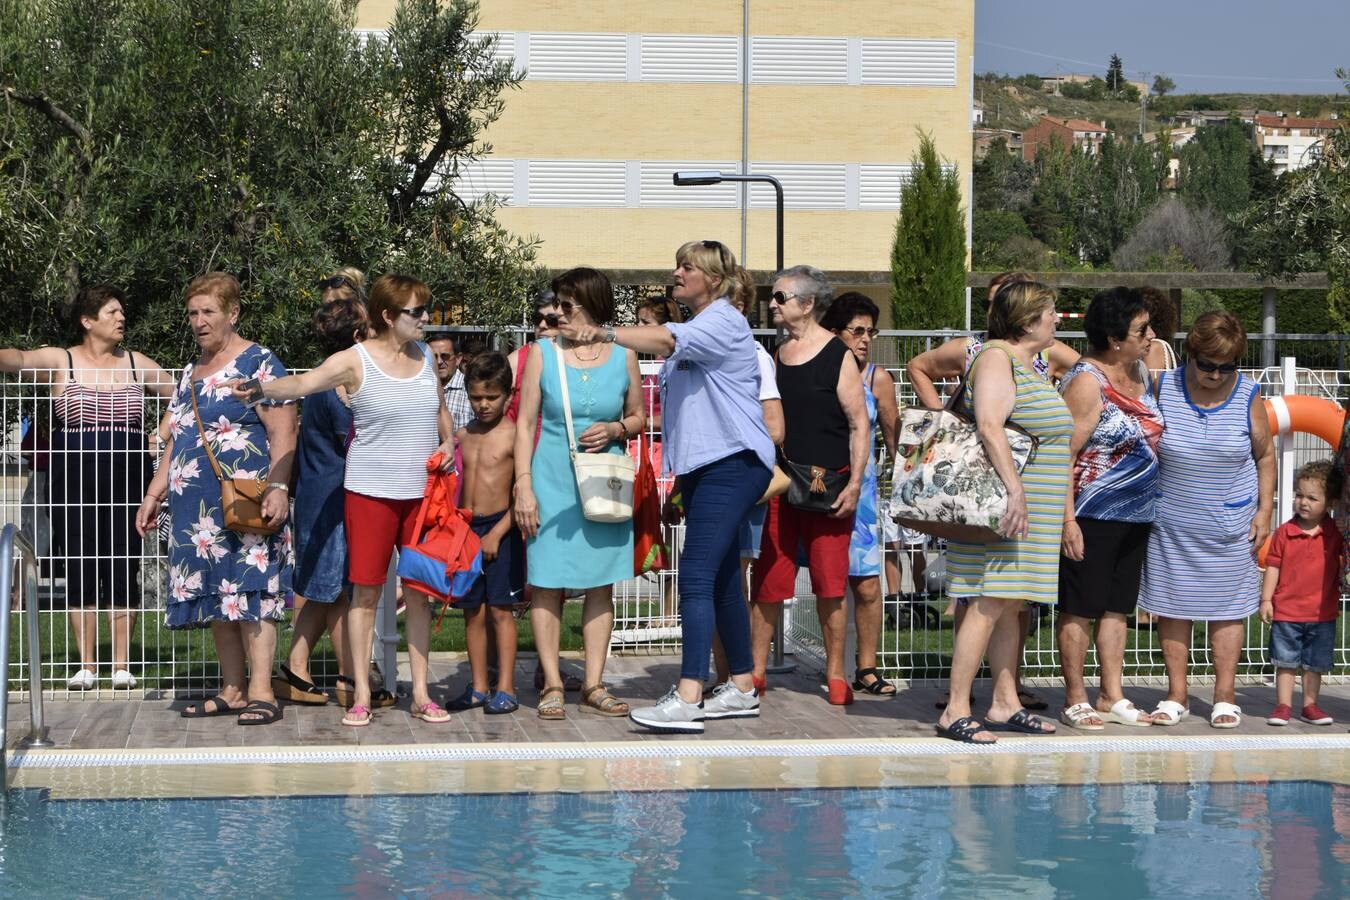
top-left (822, 292), bottom-right (900, 696)
top-left (514, 267), bottom-right (645, 720)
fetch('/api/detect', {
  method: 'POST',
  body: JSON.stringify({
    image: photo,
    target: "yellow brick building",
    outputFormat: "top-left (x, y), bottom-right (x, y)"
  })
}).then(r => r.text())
top-left (356, 1), bottom-right (973, 280)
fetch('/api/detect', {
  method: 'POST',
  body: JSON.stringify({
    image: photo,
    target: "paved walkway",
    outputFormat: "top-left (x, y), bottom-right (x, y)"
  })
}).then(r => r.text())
top-left (7, 654), bottom-right (1350, 751)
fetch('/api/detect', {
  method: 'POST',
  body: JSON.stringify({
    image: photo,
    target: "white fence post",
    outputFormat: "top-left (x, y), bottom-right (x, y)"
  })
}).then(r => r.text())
top-left (1277, 356), bottom-right (1298, 526)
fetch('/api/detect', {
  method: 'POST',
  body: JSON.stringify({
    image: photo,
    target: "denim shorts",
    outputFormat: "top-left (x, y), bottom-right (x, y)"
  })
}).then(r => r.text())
top-left (1269, 620), bottom-right (1336, 674)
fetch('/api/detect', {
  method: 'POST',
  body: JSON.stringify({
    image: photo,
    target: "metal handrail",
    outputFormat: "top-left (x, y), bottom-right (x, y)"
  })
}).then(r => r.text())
top-left (1, 522), bottom-right (52, 784)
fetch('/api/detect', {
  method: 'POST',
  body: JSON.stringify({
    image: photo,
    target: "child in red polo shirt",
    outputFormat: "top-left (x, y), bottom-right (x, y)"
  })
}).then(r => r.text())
top-left (1260, 460), bottom-right (1343, 726)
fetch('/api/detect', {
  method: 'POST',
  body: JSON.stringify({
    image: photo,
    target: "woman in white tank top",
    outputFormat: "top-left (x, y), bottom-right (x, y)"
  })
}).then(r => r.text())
top-left (234, 275), bottom-right (455, 727)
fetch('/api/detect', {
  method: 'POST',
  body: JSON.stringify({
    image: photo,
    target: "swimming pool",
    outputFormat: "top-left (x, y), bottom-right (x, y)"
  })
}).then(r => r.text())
top-left (3, 777), bottom-right (1347, 897)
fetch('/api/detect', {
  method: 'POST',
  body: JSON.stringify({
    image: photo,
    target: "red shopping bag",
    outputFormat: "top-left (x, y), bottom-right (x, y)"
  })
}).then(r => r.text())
top-left (397, 453), bottom-right (482, 605)
top-left (633, 431), bottom-right (667, 575)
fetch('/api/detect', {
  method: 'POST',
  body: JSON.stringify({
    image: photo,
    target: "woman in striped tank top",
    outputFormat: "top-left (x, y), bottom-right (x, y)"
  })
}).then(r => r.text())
top-left (937, 282), bottom-right (1073, 744)
top-left (240, 275), bottom-right (457, 728)
top-left (2, 284), bottom-right (175, 691)
top-left (1139, 311), bottom-right (1275, 729)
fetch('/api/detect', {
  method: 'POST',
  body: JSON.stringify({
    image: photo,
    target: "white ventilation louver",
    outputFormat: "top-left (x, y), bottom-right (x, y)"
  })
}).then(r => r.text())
top-left (527, 160), bottom-right (627, 206)
top-left (859, 38), bottom-right (958, 86)
top-left (751, 37), bottom-right (848, 84)
top-left (639, 34), bottom-right (740, 82)
top-left (527, 32), bottom-right (627, 81)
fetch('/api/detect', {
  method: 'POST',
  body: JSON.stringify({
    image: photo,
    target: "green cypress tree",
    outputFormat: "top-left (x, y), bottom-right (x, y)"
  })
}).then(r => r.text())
top-left (890, 133), bottom-right (967, 328)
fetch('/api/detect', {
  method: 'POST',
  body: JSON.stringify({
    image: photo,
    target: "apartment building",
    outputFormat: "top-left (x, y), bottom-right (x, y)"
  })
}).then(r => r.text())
top-left (1254, 114), bottom-right (1342, 175)
top-left (355, 1), bottom-right (974, 276)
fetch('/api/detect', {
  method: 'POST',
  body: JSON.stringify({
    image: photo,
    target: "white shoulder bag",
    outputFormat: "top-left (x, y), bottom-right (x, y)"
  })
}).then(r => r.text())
top-left (551, 340), bottom-right (635, 523)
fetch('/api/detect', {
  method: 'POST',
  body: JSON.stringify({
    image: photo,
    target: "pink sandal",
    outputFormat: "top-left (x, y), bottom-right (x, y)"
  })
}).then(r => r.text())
top-left (410, 701), bottom-right (451, 724)
top-left (342, 705), bottom-right (372, 727)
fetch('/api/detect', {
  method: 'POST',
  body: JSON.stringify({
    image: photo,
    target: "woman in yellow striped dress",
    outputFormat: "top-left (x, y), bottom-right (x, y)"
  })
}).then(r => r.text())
top-left (937, 281), bottom-right (1073, 743)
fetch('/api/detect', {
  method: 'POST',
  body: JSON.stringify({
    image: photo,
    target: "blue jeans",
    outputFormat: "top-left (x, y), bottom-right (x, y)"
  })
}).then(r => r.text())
top-left (678, 450), bottom-right (772, 681)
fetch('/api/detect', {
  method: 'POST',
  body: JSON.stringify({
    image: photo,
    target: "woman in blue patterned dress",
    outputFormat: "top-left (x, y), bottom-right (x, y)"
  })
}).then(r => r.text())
top-left (1138, 311), bottom-right (1275, 729)
top-left (823, 292), bottom-right (900, 696)
top-left (135, 272), bottom-right (296, 726)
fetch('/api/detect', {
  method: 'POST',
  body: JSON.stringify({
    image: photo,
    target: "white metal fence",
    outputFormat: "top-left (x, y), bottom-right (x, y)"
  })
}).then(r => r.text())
top-left (5, 344), bottom-right (1350, 695)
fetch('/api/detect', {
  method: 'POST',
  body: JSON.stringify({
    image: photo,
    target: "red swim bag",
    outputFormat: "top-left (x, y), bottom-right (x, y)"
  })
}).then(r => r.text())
top-left (397, 454), bottom-right (482, 602)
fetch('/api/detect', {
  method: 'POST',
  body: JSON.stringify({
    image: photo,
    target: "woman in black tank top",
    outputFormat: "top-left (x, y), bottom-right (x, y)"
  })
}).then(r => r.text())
top-left (748, 265), bottom-right (870, 707)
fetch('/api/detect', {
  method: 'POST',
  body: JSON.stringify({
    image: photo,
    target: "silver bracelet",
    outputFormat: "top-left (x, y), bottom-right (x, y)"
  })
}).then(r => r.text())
top-left (266, 482), bottom-right (289, 493)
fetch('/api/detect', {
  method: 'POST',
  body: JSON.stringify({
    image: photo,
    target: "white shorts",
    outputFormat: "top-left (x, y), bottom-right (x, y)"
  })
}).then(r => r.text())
top-left (878, 500), bottom-right (926, 548)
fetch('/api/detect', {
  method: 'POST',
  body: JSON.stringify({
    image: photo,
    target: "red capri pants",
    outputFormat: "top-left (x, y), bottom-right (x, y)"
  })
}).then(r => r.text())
top-left (345, 490), bottom-right (423, 586)
top-left (751, 496), bottom-right (852, 602)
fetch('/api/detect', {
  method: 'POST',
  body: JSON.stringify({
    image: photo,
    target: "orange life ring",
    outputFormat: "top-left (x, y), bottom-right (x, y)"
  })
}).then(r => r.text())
top-left (1256, 395), bottom-right (1345, 567)
top-left (1264, 394), bottom-right (1345, 450)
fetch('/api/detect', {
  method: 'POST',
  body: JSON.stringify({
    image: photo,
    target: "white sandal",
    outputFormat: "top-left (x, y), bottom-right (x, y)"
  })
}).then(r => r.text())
top-left (1210, 701), bottom-right (1242, 729)
top-left (1058, 702), bottom-right (1105, 731)
top-left (1150, 699), bottom-right (1190, 726)
top-left (66, 669), bottom-right (96, 690)
top-left (1101, 698), bottom-right (1153, 727)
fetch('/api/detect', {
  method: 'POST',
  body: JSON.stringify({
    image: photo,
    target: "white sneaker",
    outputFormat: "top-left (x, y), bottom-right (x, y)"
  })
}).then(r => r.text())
top-left (111, 669), bottom-right (137, 689)
top-left (66, 669), bottom-right (96, 690)
top-left (629, 687), bottom-right (705, 734)
top-left (702, 680), bottom-right (760, 720)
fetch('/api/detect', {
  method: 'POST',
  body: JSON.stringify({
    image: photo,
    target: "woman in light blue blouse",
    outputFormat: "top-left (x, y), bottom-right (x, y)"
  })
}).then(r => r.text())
top-left (557, 241), bottom-right (774, 734)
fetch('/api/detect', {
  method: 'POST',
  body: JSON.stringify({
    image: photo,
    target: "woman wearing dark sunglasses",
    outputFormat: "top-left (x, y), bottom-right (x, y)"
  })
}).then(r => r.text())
top-left (230, 274), bottom-right (457, 728)
top-left (819, 291), bottom-right (900, 696)
top-left (1137, 310), bottom-right (1275, 729)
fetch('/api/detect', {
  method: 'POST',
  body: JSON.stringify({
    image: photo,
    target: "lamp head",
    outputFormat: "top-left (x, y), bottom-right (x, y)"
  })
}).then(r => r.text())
top-left (672, 170), bottom-right (725, 186)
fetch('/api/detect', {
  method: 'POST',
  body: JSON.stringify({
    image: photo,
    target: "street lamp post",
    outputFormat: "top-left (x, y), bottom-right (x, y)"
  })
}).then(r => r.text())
top-left (672, 170), bottom-right (784, 273)
top-left (672, 169), bottom-right (794, 675)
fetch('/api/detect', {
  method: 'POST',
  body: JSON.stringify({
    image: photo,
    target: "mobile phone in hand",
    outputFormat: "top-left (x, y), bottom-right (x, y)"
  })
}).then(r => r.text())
top-left (240, 378), bottom-right (265, 408)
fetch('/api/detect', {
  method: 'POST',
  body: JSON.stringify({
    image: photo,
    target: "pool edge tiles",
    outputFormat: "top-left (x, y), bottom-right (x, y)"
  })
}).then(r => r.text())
top-left (7, 736), bottom-right (1350, 800)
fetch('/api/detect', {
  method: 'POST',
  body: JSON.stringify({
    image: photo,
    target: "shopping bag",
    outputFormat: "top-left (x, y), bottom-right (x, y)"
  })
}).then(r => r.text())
top-left (397, 454), bottom-right (482, 602)
top-left (633, 431), bottom-right (667, 575)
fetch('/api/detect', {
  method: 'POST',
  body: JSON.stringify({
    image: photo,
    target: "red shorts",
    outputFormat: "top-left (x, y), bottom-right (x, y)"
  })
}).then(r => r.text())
top-left (345, 491), bottom-right (423, 586)
top-left (751, 496), bottom-right (852, 602)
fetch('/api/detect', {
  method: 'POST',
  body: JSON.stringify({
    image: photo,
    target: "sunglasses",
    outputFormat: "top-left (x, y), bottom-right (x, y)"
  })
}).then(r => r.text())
top-left (1193, 357), bottom-right (1239, 374)
top-left (395, 304), bottom-right (430, 319)
top-left (701, 240), bottom-right (731, 271)
top-left (841, 326), bottom-right (879, 338)
top-left (317, 275), bottom-right (351, 291)
top-left (769, 290), bottom-right (803, 305)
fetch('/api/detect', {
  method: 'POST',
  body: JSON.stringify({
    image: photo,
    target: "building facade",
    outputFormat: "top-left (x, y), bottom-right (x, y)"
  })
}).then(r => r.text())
top-left (355, 1), bottom-right (974, 276)
top-left (1254, 114), bottom-right (1341, 175)
top-left (1021, 115), bottom-right (1109, 162)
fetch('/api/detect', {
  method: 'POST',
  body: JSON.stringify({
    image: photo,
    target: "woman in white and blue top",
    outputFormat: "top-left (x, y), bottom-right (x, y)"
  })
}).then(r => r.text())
top-left (235, 275), bottom-right (456, 728)
top-left (1138, 311), bottom-right (1275, 729)
top-left (556, 241), bottom-right (775, 734)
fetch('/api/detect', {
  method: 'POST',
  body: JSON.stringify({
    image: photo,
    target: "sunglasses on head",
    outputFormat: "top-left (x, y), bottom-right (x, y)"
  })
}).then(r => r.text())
top-left (395, 304), bottom-right (430, 319)
top-left (1193, 357), bottom-right (1238, 373)
top-left (840, 326), bottom-right (879, 338)
top-left (317, 275), bottom-right (351, 292)
top-left (701, 240), bottom-right (731, 272)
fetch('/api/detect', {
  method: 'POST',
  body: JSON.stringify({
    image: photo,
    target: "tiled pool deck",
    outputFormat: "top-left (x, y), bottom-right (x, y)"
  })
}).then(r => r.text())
top-left (8, 653), bottom-right (1350, 751)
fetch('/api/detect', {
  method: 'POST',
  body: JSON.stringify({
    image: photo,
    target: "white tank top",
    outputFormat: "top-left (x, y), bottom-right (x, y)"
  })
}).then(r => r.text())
top-left (344, 342), bottom-right (442, 499)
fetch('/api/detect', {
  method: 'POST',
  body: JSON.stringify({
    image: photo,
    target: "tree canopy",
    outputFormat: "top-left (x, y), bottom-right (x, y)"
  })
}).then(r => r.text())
top-left (890, 133), bottom-right (966, 328)
top-left (0, 0), bottom-right (542, 367)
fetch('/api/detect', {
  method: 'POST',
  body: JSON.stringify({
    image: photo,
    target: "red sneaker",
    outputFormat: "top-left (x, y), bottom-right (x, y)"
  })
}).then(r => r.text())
top-left (1300, 703), bottom-right (1333, 725)
top-left (1266, 704), bottom-right (1292, 726)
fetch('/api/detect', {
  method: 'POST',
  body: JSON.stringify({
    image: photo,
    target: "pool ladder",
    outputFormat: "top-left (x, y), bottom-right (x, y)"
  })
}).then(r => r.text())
top-left (1, 522), bottom-right (53, 786)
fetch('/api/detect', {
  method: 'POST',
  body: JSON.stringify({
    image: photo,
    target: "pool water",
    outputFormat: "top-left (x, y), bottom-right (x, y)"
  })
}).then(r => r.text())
top-left (2, 780), bottom-right (1348, 897)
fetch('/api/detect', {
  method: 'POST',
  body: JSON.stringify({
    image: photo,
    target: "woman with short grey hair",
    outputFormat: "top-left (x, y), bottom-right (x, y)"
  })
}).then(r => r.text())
top-left (751, 265), bottom-right (870, 705)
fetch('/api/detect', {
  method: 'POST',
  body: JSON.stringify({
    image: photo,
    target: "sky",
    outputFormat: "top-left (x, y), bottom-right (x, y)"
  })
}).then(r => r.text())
top-left (976, 0), bottom-right (1347, 95)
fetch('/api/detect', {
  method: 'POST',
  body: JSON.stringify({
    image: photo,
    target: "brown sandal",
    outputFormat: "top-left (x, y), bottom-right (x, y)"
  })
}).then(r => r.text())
top-left (579, 683), bottom-right (630, 717)
top-left (537, 685), bottom-right (566, 720)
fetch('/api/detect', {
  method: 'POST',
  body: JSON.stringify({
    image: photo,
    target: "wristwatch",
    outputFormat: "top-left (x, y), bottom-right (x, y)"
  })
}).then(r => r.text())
top-left (602, 324), bottom-right (616, 343)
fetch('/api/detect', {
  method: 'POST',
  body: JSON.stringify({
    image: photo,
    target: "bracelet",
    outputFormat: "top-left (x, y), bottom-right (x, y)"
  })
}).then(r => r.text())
top-left (267, 482), bottom-right (289, 493)
top-left (148, 492), bottom-right (165, 503)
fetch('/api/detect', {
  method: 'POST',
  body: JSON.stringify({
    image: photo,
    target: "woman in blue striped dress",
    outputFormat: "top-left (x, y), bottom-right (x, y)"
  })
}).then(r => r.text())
top-left (1139, 311), bottom-right (1275, 729)
top-left (937, 282), bottom-right (1073, 743)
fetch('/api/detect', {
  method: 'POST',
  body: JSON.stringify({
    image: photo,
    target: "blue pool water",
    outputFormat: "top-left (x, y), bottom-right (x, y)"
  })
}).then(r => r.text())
top-left (2, 780), bottom-right (1348, 897)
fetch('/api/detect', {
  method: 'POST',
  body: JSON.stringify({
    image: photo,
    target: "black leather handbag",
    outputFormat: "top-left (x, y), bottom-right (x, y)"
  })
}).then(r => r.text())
top-left (781, 455), bottom-right (850, 514)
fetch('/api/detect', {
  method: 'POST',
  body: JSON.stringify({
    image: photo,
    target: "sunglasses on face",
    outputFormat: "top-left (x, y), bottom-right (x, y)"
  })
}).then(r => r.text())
top-left (841, 326), bottom-right (879, 338)
top-left (395, 304), bottom-right (430, 319)
top-left (769, 290), bottom-right (803, 305)
top-left (1194, 357), bottom-right (1238, 373)
top-left (432, 352), bottom-right (456, 362)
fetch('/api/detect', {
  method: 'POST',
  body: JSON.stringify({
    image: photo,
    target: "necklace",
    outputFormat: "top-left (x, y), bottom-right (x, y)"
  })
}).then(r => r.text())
top-left (569, 342), bottom-right (602, 363)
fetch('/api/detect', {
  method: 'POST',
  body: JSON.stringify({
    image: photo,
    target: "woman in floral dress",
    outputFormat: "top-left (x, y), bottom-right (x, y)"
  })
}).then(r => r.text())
top-left (135, 272), bottom-right (296, 725)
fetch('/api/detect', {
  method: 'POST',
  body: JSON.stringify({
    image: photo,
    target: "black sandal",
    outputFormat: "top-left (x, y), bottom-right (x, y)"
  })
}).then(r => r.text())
top-left (271, 664), bottom-right (329, 705)
top-left (852, 667), bottom-right (897, 696)
top-left (180, 694), bottom-right (240, 718)
top-left (935, 716), bottom-right (995, 744)
top-left (335, 675), bottom-right (397, 709)
top-left (237, 699), bottom-right (283, 726)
